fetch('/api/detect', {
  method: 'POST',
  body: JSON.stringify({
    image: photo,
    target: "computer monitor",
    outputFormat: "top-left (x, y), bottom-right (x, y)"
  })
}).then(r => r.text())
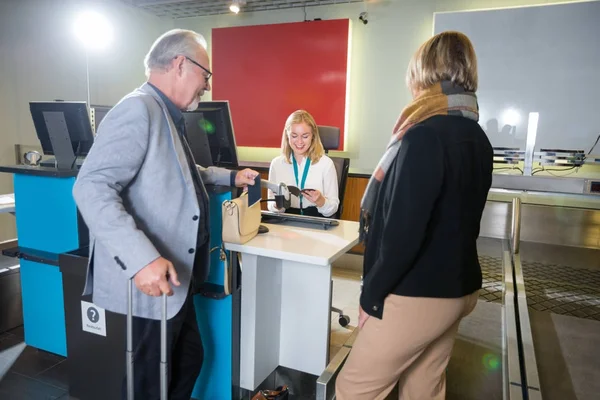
top-left (183, 112), bottom-right (214, 168)
top-left (183, 101), bottom-right (239, 168)
top-left (29, 101), bottom-right (94, 169)
top-left (90, 105), bottom-right (112, 134)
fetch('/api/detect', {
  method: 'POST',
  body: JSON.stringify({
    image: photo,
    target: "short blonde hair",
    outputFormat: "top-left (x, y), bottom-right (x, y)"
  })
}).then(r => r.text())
top-left (281, 110), bottom-right (325, 164)
top-left (406, 31), bottom-right (478, 93)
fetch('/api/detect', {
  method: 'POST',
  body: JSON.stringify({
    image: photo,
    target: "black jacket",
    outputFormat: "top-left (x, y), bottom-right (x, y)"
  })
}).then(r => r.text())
top-left (360, 115), bottom-right (493, 319)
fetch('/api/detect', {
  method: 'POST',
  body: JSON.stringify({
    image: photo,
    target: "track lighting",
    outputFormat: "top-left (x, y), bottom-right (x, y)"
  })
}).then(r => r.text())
top-left (230, 0), bottom-right (246, 14)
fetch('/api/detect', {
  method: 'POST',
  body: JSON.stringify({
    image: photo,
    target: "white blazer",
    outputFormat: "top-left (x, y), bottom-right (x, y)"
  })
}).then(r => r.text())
top-left (267, 154), bottom-right (339, 217)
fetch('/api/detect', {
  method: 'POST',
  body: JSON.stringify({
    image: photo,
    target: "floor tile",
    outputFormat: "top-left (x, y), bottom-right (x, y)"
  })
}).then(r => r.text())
top-left (340, 306), bottom-right (359, 326)
top-left (331, 279), bottom-right (361, 310)
top-left (35, 360), bottom-right (69, 390)
top-left (331, 278), bottom-right (360, 294)
top-left (447, 301), bottom-right (503, 400)
top-left (9, 346), bottom-right (65, 378)
top-left (0, 333), bottom-right (23, 354)
top-left (0, 358), bottom-right (10, 377)
top-left (0, 342), bottom-right (26, 378)
top-left (332, 267), bottom-right (362, 281)
top-left (0, 371), bottom-right (66, 400)
top-left (330, 326), bottom-right (355, 348)
top-left (530, 310), bottom-right (600, 400)
top-left (7, 326), bottom-right (25, 340)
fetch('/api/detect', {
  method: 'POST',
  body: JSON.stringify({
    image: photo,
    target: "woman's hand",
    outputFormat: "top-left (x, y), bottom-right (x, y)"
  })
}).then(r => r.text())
top-left (302, 189), bottom-right (325, 207)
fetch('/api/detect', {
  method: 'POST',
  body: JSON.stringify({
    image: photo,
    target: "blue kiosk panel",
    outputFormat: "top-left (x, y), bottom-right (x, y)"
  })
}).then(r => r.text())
top-left (20, 259), bottom-right (67, 356)
top-left (193, 189), bottom-right (234, 400)
top-left (14, 174), bottom-right (82, 254)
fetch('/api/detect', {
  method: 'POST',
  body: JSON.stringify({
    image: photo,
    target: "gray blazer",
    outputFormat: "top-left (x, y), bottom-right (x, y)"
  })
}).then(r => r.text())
top-left (73, 83), bottom-right (233, 320)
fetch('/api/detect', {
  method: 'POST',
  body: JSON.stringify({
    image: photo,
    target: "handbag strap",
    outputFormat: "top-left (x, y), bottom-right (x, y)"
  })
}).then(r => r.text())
top-left (223, 199), bottom-right (237, 215)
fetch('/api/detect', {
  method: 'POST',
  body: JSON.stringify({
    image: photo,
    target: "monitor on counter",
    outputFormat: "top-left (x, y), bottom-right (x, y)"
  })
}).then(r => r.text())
top-left (90, 105), bottom-right (112, 134)
top-left (183, 111), bottom-right (214, 168)
top-left (183, 101), bottom-right (239, 169)
top-left (29, 101), bottom-right (94, 169)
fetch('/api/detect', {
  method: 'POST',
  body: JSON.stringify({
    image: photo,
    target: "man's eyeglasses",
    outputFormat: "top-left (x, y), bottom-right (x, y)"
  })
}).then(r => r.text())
top-left (183, 56), bottom-right (212, 82)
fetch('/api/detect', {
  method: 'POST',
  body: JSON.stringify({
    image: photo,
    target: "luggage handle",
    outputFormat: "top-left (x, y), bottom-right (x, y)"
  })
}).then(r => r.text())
top-left (127, 278), bottom-right (168, 400)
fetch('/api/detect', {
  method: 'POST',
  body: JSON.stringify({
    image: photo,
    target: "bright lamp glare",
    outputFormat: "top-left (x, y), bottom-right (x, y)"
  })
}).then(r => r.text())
top-left (230, 4), bottom-right (240, 13)
top-left (74, 11), bottom-right (113, 51)
top-left (501, 108), bottom-right (520, 127)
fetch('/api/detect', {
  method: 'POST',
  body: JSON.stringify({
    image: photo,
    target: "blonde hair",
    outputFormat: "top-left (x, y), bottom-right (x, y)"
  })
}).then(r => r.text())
top-left (406, 31), bottom-right (478, 93)
top-left (281, 110), bottom-right (325, 164)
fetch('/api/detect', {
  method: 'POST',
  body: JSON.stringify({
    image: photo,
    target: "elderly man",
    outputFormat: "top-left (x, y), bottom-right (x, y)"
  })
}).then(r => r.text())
top-left (73, 29), bottom-right (258, 399)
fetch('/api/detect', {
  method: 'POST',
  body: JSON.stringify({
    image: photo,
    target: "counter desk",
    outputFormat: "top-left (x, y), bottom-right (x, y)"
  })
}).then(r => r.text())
top-left (225, 218), bottom-right (359, 391)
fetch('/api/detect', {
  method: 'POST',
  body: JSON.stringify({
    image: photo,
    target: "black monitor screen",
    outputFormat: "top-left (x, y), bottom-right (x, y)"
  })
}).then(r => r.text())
top-left (29, 101), bottom-right (94, 156)
top-left (184, 112), bottom-right (214, 168)
top-left (184, 101), bottom-right (238, 169)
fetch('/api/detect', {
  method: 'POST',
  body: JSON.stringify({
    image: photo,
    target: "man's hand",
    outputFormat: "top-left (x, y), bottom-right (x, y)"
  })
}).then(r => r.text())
top-left (302, 189), bottom-right (325, 207)
top-left (358, 305), bottom-right (370, 329)
top-left (235, 168), bottom-right (259, 187)
top-left (134, 257), bottom-right (180, 297)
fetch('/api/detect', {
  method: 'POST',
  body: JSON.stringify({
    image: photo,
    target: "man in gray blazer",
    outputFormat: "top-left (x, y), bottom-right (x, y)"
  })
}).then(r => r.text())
top-left (73, 29), bottom-right (258, 400)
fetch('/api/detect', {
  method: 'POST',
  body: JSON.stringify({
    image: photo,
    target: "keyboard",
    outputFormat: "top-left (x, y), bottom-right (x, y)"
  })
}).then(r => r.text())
top-left (39, 157), bottom-right (85, 168)
top-left (260, 211), bottom-right (339, 229)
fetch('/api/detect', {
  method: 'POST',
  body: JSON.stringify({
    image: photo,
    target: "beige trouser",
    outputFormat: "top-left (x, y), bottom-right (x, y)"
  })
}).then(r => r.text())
top-left (336, 291), bottom-right (479, 400)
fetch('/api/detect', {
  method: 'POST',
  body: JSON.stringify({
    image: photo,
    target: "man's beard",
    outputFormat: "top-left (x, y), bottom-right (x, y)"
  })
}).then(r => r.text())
top-left (186, 92), bottom-right (202, 111)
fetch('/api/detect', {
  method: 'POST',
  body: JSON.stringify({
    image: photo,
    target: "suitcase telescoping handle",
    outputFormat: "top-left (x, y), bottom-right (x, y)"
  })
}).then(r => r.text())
top-left (127, 279), bottom-right (168, 400)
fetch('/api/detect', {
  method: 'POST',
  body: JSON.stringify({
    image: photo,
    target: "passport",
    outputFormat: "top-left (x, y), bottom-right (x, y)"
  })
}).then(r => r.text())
top-left (248, 174), bottom-right (261, 207)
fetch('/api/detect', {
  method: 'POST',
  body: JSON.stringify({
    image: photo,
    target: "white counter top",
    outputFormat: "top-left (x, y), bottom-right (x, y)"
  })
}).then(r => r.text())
top-left (0, 193), bottom-right (15, 214)
top-left (224, 219), bottom-right (360, 266)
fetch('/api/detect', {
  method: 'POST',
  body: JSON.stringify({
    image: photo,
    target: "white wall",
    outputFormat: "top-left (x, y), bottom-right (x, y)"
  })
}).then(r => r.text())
top-left (0, 0), bottom-right (173, 241)
top-left (176, 0), bottom-right (588, 171)
top-left (0, 0), bottom-right (588, 241)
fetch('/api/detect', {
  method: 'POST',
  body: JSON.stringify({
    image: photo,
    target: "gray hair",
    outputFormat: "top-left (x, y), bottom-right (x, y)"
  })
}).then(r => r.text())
top-left (144, 29), bottom-right (208, 77)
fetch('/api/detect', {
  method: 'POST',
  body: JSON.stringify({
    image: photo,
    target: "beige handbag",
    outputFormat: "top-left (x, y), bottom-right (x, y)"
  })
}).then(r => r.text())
top-left (222, 192), bottom-right (261, 244)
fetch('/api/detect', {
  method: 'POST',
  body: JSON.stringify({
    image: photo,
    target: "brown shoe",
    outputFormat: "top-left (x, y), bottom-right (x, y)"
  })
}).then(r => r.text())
top-left (251, 385), bottom-right (289, 400)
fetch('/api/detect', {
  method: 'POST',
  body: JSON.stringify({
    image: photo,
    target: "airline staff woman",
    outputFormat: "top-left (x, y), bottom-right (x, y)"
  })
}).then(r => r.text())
top-left (267, 110), bottom-right (339, 218)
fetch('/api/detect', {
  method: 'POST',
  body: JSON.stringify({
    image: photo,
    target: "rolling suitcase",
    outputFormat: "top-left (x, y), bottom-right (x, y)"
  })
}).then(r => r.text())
top-left (126, 279), bottom-right (169, 400)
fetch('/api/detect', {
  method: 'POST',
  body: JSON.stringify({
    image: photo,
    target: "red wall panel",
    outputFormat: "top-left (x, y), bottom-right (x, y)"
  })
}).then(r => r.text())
top-left (212, 19), bottom-right (349, 149)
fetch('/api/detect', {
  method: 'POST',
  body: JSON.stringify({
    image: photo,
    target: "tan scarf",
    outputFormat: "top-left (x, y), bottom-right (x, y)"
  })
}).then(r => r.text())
top-left (359, 80), bottom-right (479, 243)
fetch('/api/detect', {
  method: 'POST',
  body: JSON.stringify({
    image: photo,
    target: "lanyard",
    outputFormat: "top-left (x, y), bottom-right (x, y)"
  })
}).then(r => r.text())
top-left (292, 156), bottom-right (311, 215)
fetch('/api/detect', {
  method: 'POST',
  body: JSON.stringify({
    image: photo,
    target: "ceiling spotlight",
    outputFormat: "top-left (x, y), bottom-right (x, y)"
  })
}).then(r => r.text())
top-left (230, 0), bottom-right (246, 14)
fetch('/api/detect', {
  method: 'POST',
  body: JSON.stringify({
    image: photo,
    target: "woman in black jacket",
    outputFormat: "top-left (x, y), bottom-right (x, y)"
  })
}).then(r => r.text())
top-left (336, 31), bottom-right (493, 399)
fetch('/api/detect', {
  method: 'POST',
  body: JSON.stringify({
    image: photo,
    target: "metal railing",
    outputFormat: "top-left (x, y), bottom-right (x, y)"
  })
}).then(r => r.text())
top-left (511, 197), bottom-right (522, 254)
top-left (316, 328), bottom-right (359, 400)
top-left (507, 196), bottom-right (543, 400)
top-left (315, 196), bottom-right (544, 400)
top-left (503, 244), bottom-right (524, 400)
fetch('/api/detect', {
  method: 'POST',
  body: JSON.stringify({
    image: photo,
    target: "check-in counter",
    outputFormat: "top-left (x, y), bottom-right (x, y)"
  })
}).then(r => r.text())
top-left (0, 165), bottom-right (88, 356)
top-left (224, 218), bottom-right (359, 393)
top-left (0, 161), bottom-right (242, 399)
